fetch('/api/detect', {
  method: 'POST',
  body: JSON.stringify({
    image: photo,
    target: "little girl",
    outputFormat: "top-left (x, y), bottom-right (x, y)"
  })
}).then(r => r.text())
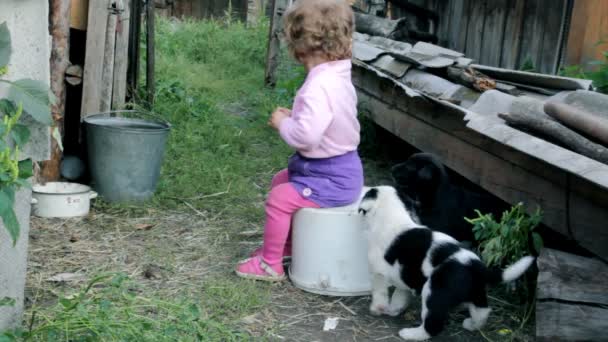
top-left (236, 0), bottom-right (363, 281)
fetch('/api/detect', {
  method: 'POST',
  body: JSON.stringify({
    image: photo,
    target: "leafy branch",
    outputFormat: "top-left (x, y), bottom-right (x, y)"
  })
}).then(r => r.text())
top-left (0, 21), bottom-right (53, 246)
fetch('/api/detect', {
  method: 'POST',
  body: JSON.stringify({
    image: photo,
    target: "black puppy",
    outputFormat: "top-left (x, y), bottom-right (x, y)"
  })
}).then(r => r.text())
top-left (391, 153), bottom-right (507, 242)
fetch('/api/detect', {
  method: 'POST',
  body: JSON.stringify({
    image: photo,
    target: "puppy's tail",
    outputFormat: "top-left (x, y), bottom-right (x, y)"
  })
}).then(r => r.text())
top-left (485, 256), bottom-right (535, 285)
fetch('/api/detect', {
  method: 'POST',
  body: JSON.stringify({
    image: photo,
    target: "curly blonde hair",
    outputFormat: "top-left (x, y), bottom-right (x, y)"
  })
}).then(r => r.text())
top-left (283, 0), bottom-right (354, 63)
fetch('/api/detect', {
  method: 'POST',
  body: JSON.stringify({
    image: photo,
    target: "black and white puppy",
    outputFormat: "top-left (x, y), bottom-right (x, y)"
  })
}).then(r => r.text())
top-left (358, 186), bottom-right (535, 341)
top-left (391, 153), bottom-right (508, 242)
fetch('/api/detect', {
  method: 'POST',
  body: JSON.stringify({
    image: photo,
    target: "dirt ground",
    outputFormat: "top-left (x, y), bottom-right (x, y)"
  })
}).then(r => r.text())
top-left (24, 156), bottom-right (533, 341)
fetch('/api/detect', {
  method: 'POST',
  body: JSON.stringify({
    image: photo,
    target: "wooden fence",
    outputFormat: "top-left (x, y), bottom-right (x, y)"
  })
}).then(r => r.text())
top-left (155, 0), bottom-right (249, 21)
top-left (388, 0), bottom-right (569, 74)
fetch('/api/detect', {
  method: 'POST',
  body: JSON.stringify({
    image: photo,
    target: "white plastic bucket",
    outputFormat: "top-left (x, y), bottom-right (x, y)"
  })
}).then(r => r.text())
top-left (289, 193), bottom-right (371, 296)
top-left (32, 182), bottom-right (97, 218)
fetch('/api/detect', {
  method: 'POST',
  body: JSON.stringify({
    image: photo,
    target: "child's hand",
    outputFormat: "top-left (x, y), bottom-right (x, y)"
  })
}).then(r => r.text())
top-left (269, 107), bottom-right (291, 130)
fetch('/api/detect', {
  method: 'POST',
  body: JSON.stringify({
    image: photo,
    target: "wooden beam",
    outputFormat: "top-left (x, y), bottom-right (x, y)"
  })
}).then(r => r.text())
top-left (81, 0), bottom-right (110, 118)
top-left (42, 0), bottom-right (72, 182)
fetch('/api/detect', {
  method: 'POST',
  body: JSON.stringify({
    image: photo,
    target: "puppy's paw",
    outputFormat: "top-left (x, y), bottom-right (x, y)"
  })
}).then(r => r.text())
top-left (398, 326), bottom-right (431, 341)
top-left (385, 305), bottom-right (406, 317)
top-left (462, 318), bottom-right (476, 331)
top-left (369, 303), bottom-right (388, 316)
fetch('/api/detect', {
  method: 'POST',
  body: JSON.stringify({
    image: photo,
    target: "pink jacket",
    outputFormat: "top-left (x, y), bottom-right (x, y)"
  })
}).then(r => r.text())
top-left (279, 59), bottom-right (360, 159)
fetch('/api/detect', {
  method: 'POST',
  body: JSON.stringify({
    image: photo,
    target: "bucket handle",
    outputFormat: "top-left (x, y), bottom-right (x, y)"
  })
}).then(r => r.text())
top-left (85, 110), bottom-right (171, 128)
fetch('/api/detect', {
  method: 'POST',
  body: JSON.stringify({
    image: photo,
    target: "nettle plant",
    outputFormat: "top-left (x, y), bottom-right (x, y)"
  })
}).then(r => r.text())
top-left (466, 203), bottom-right (543, 268)
top-left (1, 22), bottom-right (53, 246)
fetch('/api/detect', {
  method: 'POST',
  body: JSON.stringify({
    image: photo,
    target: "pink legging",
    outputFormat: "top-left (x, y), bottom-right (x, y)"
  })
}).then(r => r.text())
top-left (262, 169), bottom-right (320, 267)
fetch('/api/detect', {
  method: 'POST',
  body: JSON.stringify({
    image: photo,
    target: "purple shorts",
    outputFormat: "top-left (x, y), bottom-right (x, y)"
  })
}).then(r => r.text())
top-left (287, 150), bottom-right (364, 208)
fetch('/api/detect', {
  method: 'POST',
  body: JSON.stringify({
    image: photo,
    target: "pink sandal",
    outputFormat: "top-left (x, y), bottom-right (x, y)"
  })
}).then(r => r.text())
top-left (235, 256), bottom-right (286, 282)
top-left (238, 246), bottom-right (292, 264)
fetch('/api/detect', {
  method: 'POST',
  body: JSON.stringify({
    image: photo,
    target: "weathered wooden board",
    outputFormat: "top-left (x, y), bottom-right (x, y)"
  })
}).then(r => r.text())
top-left (537, 302), bottom-right (608, 342)
top-left (70, 0), bottom-right (89, 30)
top-left (479, 0), bottom-right (507, 67)
top-left (81, 0), bottom-right (109, 118)
top-left (355, 89), bottom-right (569, 236)
top-left (537, 248), bottom-right (608, 305)
top-left (100, 9), bottom-right (118, 113)
top-left (499, 0), bottom-right (525, 69)
top-left (539, 0), bottom-right (567, 74)
top-left (464, 0), bottom-right (486, 62)
top-left (112, 0), bottom-right (131, 109)
top-left (565, 0), bottom-right (608, 67)
top-left (353, 63), bottom-right (608, 260)
top-left (264, 0), bottom-right (283, 87)
top-left (536, 248), bottom-right (608, 341)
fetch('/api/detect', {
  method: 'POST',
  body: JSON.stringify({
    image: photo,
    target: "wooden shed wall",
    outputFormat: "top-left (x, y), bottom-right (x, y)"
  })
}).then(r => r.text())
top-left (392, 0), bottom-right (571, 74)
top-left (156, 0), bottom-right (249, 21)
top-left (565, 0), bottom-right (608, 68)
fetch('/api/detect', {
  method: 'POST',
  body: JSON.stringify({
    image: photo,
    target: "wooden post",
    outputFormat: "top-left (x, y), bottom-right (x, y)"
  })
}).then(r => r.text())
top-left (264, 0), bottom-right (282, 87)
top-left (100, 2), bottom-right (118, 113)
top-left (112, 0), bottom-right (131, 109)
top-left (127, 0), bottom-right (142, 99)
top-left (42, 0), bottom-right (72, 182)
top-left (81, 0), bottom-right (110, 118)
top-left (146, 0), bottom-right (155, 105)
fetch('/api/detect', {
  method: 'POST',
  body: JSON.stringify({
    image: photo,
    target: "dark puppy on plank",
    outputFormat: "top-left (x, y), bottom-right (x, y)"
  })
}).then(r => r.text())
top-left (391, 153), bottom-right (507, 242)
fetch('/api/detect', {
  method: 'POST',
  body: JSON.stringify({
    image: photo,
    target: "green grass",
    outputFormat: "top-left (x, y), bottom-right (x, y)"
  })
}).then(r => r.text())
top-left (142, 17), bottom-right (307, 222)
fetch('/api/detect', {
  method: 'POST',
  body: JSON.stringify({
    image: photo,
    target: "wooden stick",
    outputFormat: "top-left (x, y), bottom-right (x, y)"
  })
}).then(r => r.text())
top-left (146, 0), bottom-right (155, 105)
top-left (498, 112), bottom-right (608, 165)
top-left (42, 0), bottom-right (71, 182)
top-left (447, 66), bottom-right (496, 92)
top-left (544, 101), bottom-right (608, 147)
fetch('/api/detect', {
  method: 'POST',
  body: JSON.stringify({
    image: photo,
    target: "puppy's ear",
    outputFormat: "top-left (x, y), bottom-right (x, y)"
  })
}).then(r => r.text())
top-left (417, 165), bottom-right (435, 181)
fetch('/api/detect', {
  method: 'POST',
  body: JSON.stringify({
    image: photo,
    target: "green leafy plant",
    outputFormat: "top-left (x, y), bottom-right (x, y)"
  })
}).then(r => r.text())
top-left (466, 203), bottom-right (543, 268)
top-left (0, 21), bottom-right (53, 245)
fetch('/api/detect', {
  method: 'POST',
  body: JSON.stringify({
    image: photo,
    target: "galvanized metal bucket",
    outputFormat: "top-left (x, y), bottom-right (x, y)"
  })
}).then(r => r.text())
top-left (84, 110), bottom-right (171, 203)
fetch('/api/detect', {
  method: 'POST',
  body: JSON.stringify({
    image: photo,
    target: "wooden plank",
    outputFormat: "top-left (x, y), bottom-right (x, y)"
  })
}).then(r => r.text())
top-left (478, 0), bottom-right (507, 67)
top-left (565, 0), bottom-right (608, 68)
top-left (535, 230), bottom-right (608, 342)
top-left (264, 0), bottom-right (281, 87)
top-left (100, 7), bottom-right (118, 113)
top-left (112, 0), bottom-right (131, 110)
top-left (464, 0), bottom-right (486, 62)
top-left (355, 89), bottom-right (569, 235)
top-left (517, 0), bottom-right (545, 72)
top-left (569, 177), bottom-right (608, 261)
top-left (450, 0), bottom-right (471, 53)
top-left (499, 0), bottom-right (525, 69)
top-left (191, 0), bottom-right (203, 19)
top-left (539, 0), bottom-right (567, 74)
top-left (537, 248), bottom-right (608, 305)
top-left (127, 0), bottom-right (141, 98)
top-left (353, 63), bottom-right (608, 260)
top-left (536, 301), bottom-right (608, 341)
top-left (81, 0), bottom-right (109, 118)
top-left (70, 0), bottom-right (89, 30)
